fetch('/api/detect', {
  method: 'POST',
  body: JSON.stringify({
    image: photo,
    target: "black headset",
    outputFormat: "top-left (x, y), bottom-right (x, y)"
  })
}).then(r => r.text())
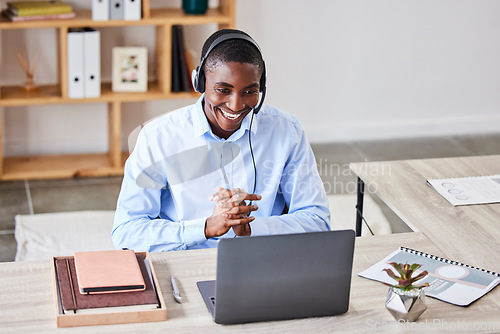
top-left (191, 32), bottom-right (267, 114)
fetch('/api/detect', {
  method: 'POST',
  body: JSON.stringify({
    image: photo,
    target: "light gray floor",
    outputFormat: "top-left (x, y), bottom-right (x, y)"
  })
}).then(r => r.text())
top-left (1, 133), bottom-right (499, 262)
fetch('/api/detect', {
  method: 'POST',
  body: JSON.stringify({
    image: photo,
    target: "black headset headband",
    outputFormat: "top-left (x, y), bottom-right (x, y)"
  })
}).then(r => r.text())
top-left (192, 32), bottom-right (266, 113)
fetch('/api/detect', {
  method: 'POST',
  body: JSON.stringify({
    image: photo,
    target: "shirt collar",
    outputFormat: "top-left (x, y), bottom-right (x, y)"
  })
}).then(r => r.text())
top-left (192, 95), bottom-right (211, 138)
top-left (192, 95), bottom-right (259, 140)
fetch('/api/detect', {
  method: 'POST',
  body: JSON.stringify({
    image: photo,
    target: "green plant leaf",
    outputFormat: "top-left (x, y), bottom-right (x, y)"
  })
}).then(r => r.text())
top-left (388, 262), bottom-right (406, 277)
top-left (384, 263), bottom-right (429, 290)
top-left (382, 268), bottom-right (400, 282)
top-left (410, 263), bottom-right (422, 271)
top-left (409, 270), bottom-right (429, 284)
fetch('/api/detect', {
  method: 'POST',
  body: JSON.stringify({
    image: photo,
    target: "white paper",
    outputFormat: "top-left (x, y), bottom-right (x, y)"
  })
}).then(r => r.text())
top-left (358, 247), bottom-right (500, 306)
top-left (427, 174), bottom-right (500, 206)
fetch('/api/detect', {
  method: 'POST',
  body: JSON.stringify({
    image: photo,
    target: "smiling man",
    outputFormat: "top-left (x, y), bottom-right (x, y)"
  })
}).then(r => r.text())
top-left (204, 58), bottom-right (260, 135)
top-left (112, 29), bottom-right (330, 252)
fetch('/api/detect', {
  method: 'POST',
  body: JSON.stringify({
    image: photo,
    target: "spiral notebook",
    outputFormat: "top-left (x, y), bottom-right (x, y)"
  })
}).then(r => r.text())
top-left (358, 247), bottom-right (500, 306)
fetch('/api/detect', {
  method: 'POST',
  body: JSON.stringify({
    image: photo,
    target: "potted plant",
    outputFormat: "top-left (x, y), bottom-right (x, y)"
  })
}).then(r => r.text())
top-left (383, 262), bottom-right (430, 322)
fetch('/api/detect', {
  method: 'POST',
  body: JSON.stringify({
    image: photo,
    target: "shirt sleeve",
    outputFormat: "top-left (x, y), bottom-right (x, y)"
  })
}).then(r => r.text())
top-left (250, 122), bottom-right (331, 236)
top-left (112, 128), bottom-right (208, 252)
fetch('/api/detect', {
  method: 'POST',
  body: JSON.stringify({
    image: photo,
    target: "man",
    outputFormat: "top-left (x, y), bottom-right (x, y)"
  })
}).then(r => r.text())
top-left (112, 29), bottom-right (330, 252)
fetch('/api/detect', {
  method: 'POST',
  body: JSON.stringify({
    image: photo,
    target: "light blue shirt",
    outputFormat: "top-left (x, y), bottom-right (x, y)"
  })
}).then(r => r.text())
top-left (112, 96), bottom-right (330, 252)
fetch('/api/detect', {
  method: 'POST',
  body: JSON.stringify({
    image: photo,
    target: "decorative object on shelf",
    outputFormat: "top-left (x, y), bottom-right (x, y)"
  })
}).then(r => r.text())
top-left (182, 0), bottom-right (208, 15)
top-left (383, 262), bottom-right (429, 322)
top-left (15, 47), bottom-right (38, 92)
top-left (112, 47), bottom-right (148, 92)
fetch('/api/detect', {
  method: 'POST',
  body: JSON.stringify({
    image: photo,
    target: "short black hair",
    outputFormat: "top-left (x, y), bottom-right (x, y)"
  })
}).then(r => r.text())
top-left (201, 29), bottom-right (264, 74)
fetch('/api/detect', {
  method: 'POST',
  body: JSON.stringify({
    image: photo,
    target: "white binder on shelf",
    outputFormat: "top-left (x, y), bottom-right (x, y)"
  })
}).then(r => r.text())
top-left (92, 0), bottom-right (109, 21)
top-left (83, 28), bottom-right (101, 98)
top-left (67, 28), bottom-right (84, 99)
top-left (124, 0), bottom-right (141, 21)
top-left (110, 0), bottom-right (124, 20)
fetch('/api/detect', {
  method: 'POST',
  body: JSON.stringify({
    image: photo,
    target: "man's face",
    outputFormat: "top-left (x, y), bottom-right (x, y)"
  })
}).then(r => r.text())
top-left (203, 61), bottom-right (261, 139)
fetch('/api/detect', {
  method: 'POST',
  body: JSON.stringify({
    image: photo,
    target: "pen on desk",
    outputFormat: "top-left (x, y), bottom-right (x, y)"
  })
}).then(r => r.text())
top-left (170, 276), bottom-right (182, 303)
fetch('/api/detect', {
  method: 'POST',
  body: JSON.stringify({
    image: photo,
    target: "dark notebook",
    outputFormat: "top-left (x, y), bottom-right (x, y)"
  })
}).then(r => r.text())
top-left (55, 253), bottom-right (159, 314)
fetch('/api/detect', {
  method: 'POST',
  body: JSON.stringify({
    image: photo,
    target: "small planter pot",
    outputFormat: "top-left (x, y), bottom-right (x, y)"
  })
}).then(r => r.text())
top-left (182, 0), bottom-right (208, 15)
top-left (385, 287), bottom-right (427, 322)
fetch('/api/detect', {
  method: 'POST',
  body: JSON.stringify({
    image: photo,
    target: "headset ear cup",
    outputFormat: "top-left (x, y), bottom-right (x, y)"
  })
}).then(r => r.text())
top-left (259, 62), bottom-right (266, 92)
top-left (191, 66), bottom-right (206, 93)
top-left (197, 70), bottom-right (206, 93)
top-left (191, 68), bottom-right (199, 92)
top-left (253, 85), bottom-right (266, 114)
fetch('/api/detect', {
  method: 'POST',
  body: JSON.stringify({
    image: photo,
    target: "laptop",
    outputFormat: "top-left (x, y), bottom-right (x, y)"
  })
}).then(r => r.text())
top-left (197, 230), bottom-right (355, 324)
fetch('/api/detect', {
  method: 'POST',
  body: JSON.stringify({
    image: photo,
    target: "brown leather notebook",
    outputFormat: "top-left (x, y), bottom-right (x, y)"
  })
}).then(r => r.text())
top-left (74, 249), bottom-right (145, 294)
top-left (55, 253), bottom-right (159, 314)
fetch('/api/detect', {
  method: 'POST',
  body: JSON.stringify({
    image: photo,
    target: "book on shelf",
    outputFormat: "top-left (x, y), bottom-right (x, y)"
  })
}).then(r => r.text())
top-left (7, 1), bottom-right (73, 17)
top-left (1, 9), bottom-right (75, 22)
top-left (358, 247), bottom-right (500, 306)
top-left (171, 25), bottom-right (193, 93)
top-left (54, 252), bottom-right (159, 314)
top-left (176, 25), bottom-right (192, 92)
top-left (171, 25), bottom-right (181, 92)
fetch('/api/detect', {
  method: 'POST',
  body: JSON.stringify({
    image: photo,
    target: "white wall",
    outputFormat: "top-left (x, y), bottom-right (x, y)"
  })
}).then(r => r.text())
top-left (1, 0), bottom-right (499, 156)
top-left (236, 0), bottom-right (500, 142)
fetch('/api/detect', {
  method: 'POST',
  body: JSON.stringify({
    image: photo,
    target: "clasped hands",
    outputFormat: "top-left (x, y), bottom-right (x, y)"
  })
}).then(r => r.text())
top-left (205, 187), bottom-right (261, 239)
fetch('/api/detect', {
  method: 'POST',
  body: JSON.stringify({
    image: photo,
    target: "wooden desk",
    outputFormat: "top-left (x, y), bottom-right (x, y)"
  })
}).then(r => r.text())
top-left (350, 155), bottom-right (500, 274)
top-left (1, 232), bottom-right (499, 333)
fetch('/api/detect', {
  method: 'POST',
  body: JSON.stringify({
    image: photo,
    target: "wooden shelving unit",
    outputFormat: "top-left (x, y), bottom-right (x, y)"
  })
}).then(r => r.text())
top-left (0, 0), bottom-right (235, 180)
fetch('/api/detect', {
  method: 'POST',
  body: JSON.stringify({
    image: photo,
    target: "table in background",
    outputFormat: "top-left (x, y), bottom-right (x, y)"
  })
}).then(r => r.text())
top-left (350, 155), bottom-right (500, 275)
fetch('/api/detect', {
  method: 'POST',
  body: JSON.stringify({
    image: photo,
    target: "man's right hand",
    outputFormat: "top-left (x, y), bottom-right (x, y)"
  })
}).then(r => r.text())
top-left (205, 188), bottom-right (261, 239)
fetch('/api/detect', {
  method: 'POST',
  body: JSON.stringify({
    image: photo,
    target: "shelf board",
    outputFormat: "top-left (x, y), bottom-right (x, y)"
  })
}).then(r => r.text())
top-left (0, 8), bottom-right (232, 29)
top-left (0, 82), bottom-right (199, 106)
top-left (99, 82), bottom-right (199, 102)
top-left (0, 85), bottom-right (62, 106)
top-left (0, 153), bottom-right (127, 180)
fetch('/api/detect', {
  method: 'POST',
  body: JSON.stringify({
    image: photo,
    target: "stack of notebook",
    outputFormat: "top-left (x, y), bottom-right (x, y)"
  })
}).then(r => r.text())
top-left (2, 1), bottom-right (75, 22)
top-left (54, 249), bottom-right (159, 314)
